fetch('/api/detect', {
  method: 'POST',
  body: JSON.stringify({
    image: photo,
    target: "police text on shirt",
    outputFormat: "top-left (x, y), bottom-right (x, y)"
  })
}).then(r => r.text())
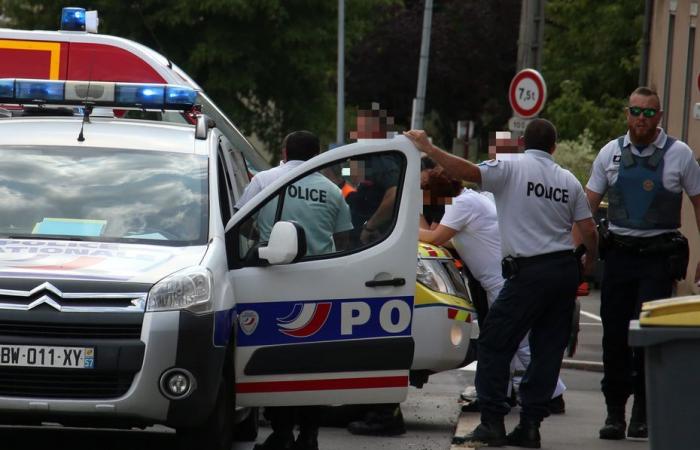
top-left (526, 182), bottom-right (569, 203)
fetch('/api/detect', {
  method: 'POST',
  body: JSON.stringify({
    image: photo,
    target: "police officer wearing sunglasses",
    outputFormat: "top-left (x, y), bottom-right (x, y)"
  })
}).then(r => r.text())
top-left (405, 119), bottom-right (598, 448)
top-left (586, 87), bottom-right (700, 441)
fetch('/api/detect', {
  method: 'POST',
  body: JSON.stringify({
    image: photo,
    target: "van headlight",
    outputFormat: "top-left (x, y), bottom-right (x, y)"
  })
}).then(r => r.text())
top-left (147, 267), bottom-right (213, 313)
top-left (416, 258), bottom-right (450, 293)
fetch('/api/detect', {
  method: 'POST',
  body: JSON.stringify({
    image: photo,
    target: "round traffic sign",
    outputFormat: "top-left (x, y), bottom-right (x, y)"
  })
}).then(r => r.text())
top-left (509, 69), bottom-right (547, 119)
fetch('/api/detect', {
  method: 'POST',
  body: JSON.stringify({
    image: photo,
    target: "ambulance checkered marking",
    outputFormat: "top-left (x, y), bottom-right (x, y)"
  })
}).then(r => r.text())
top-left (447, 307), bottom-right (471, 323)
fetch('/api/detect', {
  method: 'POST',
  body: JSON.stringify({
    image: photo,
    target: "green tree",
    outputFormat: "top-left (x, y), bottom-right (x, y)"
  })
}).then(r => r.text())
top-left (554, 128), bottom-right (597, 186)
top-left (1, 0), bottom-right (396, 158)
top-left (542, 0), bottom-right (644, 148)
top-left (345, 0), bottom-right (521, 149)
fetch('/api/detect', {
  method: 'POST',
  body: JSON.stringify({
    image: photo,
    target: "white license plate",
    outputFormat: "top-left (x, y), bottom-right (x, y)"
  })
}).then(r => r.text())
top-left (0, 345), bottom-right (94, 369)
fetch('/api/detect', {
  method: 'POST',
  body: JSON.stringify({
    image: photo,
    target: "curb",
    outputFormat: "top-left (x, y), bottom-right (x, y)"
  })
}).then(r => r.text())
top-left (562, 358), bottom-right (604, 372)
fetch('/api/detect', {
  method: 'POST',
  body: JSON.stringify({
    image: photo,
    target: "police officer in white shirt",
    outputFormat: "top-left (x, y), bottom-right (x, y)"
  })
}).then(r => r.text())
top-left (418, 186), bottom-right (568, 414)
top-left (405, 119), bottom-right (598, 448)
top-left (586, 87), bottom-right (700, 441)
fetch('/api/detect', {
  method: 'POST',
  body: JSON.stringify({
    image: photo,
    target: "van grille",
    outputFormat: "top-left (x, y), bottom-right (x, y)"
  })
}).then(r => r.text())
top-left (0, 321), bottom-right (142, 339)
top-left (0, 368), bottom-right (133, 398)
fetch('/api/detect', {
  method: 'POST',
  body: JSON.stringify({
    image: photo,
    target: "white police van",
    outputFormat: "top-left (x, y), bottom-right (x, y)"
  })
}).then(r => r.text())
top-left (0, 8), bottom-right (479, 449)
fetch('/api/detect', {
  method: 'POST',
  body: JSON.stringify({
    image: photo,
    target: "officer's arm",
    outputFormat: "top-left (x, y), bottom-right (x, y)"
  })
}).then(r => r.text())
top-left (333, 231), bottom-right (350, 252)
top-left (419, 224), bottom-right (458, 247)
top-left (404, 130), bottom-right (481, 184)
top-left (574, 217), bottom-right (598, 275)
top-left (584, 188), bottom-right (604, 215)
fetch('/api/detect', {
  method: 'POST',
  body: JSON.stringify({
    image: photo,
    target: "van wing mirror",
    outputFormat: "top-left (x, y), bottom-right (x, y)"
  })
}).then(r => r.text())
top-left (257, 221), bottom-right (307, 265)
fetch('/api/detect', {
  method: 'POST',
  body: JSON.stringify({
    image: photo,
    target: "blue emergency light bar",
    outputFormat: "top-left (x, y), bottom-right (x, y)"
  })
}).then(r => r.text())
top-left (61, 7), bottom-right (86, 32)
top-left (0, 79), bottom-right (198, 110)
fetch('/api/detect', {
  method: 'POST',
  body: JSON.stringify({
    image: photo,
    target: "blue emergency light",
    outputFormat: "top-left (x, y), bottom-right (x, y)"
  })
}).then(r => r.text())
top-left (0, 79), bottom-right (13, 100)
top-left (0, 79), bottom-right (198, 111)
top-left (115, 84), bottom-right (166, 109)
top-left (16, 80), bottom-right (65, 102)
top-left (61, 7), bottom-right (86, 32)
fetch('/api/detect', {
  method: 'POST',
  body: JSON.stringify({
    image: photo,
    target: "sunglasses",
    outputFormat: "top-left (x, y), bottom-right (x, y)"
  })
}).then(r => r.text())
top-left (628, 106), bottom-right (659, 118)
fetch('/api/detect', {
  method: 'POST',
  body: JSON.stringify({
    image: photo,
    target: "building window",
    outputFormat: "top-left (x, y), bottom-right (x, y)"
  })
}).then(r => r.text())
top-left (662, 12), bottom-right (676, 130)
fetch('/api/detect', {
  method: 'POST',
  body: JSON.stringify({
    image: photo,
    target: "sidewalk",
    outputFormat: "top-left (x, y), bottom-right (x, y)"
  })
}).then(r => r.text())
top-left (451, 368), bottom-right (649, 450)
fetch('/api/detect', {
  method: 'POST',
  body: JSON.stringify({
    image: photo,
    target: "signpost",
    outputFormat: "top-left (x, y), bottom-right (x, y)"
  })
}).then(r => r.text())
top-left (508, 68), bottom-right (546, 133)
top-left (507, 116), bottom-right (531, 132)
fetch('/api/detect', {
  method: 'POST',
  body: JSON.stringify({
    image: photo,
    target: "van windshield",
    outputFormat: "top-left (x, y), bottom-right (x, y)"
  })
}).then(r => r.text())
top-left (0, 146), bottom-right (208, 246)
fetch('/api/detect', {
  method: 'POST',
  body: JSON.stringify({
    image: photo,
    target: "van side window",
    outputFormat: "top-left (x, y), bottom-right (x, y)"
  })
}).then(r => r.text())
top-left (220, 138), bottom-right (251, 201)
top-left (233, 151), bottom-right (405, 264)
top-left (217, 146), bottom-right (234, 226)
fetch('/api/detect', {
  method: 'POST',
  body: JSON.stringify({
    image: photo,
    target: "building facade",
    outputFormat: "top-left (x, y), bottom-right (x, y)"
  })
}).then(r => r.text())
top-left (647, 0), bottom-right (700, 294)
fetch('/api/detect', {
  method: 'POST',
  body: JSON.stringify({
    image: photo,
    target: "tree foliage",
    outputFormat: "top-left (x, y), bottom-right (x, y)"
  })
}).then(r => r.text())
top-left (542, 0), bottom-right (644, 148)
top-left (345, 0), bottom-right (521, 149)
top-left (1, 0), bottom-right (395, 156)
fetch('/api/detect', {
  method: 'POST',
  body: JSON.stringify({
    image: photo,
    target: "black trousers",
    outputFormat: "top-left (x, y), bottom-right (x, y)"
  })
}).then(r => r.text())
top-left (265, 406), bottom-right (320, 435)
top-left (600, 247), bottom-right (674, 409)
top-left (475, 252), bottom-right (578, 422)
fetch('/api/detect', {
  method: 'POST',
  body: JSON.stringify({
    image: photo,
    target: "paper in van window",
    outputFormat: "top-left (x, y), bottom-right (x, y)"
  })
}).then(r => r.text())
top-left (125, 232), bottom-right (167, 240)
top-left (33, 218), bottom-right (107, 237)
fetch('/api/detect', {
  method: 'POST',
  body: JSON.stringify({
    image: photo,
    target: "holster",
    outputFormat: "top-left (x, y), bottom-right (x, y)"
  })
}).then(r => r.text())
top-left (645, 232), bottom-right (689, 281)
top-left (501, 256), bottom-right (519, 280)
top-left (597, 218), bottom-right (612, 261)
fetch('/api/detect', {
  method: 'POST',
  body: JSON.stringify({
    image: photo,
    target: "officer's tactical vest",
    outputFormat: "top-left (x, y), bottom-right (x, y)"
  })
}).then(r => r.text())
top-left (607, 136), bottom-right (681, 229)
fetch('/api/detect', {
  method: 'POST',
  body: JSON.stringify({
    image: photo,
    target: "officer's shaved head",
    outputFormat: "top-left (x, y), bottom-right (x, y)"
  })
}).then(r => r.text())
top-left (523, 118), bottom-right (557, 153)
top-left (283, 130), bottom-right (320, 161)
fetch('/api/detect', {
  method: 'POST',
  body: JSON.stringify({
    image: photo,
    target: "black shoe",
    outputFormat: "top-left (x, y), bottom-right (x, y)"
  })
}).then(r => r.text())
top-left (599, 417), bottom-right (626, 440)
top-left (453, 421), bottom-right (507, 447)
top-left (461, 399), bottom-right (481, 413)
top-left (253, 431), bottom-right (295, 450)
top-left (291, 433), bottom-right (319, 450)
top-left (547, 395), bottom-right (565, 415)
top-left (627, 421), bottom-right (648, 439)
top-left (462, 395), bottom-right (516, 413)
top-left (347, 410), bottom-right (406, 436)
top-left (627, 396), bottom-right (647, 438)
top-left (506, 421), bottom-right (541, 448)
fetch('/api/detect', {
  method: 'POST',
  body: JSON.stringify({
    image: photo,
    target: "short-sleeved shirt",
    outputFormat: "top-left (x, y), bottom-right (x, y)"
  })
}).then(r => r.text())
top-left (586, 128), bottom-right (700, 237)
top-left (479, 149), bottom-right (592, 258)
top-left (440, 189), bottom-right (503, 294)
top-left (235, 160), bottom-right (353, 256)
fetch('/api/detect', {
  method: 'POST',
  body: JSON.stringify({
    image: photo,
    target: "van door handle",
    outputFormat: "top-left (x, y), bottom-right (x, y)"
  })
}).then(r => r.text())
top-left (365, 278), bottom-right (406, 288)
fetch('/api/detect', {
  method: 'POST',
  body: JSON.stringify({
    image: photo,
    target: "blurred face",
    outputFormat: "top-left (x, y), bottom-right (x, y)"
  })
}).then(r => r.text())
top-left (627, 93), bottom-right (662, 146)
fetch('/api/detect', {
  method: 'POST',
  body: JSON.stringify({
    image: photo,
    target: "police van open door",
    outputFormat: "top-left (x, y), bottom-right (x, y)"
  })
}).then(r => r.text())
top-left (226, 136), bottom-right (420, 406)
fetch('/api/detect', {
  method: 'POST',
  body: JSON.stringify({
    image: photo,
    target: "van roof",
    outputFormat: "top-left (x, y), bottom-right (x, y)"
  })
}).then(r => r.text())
top-left (0, 117), bottom-right (200, 154)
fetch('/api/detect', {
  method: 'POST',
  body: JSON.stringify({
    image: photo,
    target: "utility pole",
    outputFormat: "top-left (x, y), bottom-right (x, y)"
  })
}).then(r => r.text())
top-left (516, 0), bottom-right (546, 71)
top-left (411, 0), bottom-right (433, 130)
top-left (336, 0), bottom-right (345, 146)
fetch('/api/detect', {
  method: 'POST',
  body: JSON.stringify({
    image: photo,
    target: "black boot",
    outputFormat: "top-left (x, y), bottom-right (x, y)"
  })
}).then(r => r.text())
top-left (506, 418), bottom-right (541, 448)
top-left (599, 406), bottom-right (626, 440)
top-left (453, 418), bottom-right (506, 447)
top-left (292, 432), bottom-right (318, 450)
top-left (255, 407), bottom-right (295, 450)
top-left (627, 397), bottom-right (648, 438)
top-left (253, 431), bottom-right (295, 450)
top-left (347, 404), bottom-right (406, 436)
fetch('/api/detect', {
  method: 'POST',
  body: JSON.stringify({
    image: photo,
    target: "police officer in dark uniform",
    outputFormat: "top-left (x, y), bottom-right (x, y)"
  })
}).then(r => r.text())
top-left (586, 87), bottom-right (700, 440)
top-left (405, 119), bottom-right (598, 448)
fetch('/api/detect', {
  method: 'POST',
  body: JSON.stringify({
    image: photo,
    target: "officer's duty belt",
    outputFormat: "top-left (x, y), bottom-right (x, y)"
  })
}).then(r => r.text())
top-left (609, 232), bottom-right (679, 255)
top-left (513, 249), bottom-right (574, 267)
